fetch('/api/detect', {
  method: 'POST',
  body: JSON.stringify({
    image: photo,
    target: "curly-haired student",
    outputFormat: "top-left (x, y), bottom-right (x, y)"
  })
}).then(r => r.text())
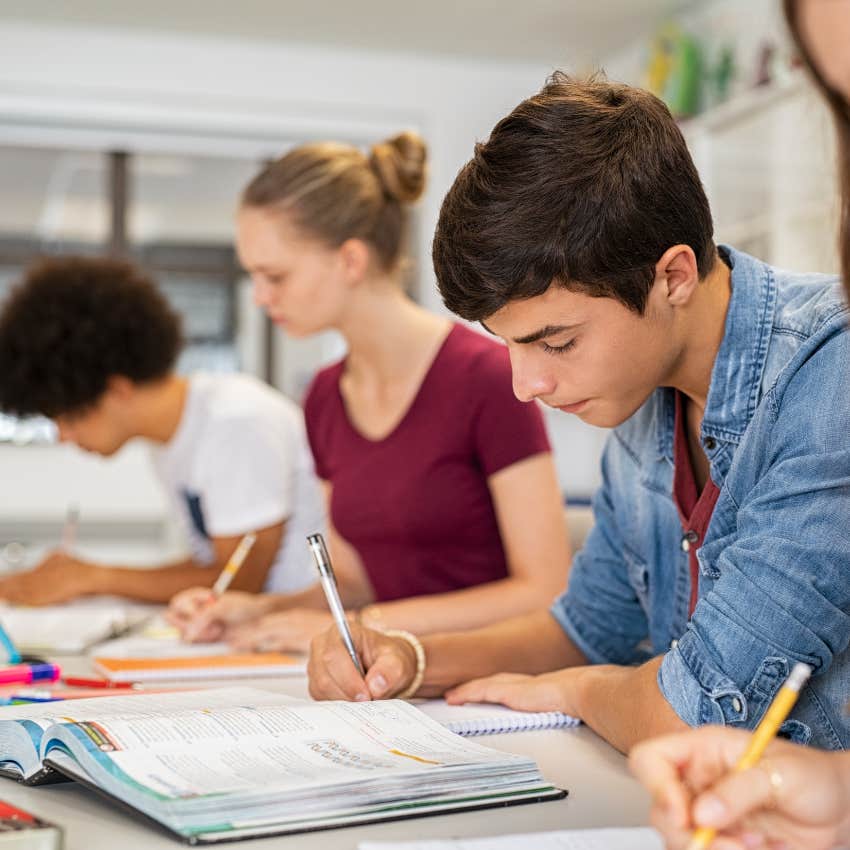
top-left (0, 256), bottom-right (324, 604)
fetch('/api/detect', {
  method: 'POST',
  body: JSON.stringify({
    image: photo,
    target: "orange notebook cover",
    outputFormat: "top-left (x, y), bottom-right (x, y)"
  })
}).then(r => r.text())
top-left (93, 652), bottom-right (306, 682)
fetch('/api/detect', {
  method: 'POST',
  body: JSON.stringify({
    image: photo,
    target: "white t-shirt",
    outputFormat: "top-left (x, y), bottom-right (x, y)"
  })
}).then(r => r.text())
top-left (149, 372), bottom-right (325, 592)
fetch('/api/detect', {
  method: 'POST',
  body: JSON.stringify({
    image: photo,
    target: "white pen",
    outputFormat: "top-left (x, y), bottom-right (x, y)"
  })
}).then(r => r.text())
top-left (307, 533), bottom-right (364, 677)
top-left (61, 504), bottom-right (79, 552)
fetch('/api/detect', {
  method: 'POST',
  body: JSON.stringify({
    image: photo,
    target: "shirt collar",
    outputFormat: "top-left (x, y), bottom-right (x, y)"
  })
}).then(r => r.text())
top-left (702, 245), bottom-right (777, 443)
top-left (654, 245), bottom-right (777, 460)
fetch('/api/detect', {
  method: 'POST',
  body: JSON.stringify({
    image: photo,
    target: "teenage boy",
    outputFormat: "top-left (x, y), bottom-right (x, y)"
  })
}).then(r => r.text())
top-left (307, 74), bottom-right (850, 753)
top-left (0, 256), bottom-right (324, 604)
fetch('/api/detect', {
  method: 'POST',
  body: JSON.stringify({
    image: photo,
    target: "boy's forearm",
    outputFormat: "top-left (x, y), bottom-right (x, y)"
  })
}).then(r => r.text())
top-left (574, 657), bottom-right (688, 754)
top-left (91, 560), bottom-right (215, 603)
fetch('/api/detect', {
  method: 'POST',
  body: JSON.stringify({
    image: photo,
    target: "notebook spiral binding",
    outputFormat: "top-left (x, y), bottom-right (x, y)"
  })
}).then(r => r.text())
top-left (447, 711), bottom-right (580, 736)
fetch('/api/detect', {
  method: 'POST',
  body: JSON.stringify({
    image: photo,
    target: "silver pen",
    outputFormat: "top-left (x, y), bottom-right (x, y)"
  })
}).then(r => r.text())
top-left (307, 533), bottom-right (364, 676)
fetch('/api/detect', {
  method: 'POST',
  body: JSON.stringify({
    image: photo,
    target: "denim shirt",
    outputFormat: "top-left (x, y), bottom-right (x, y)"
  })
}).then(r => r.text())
top-left (551, 246), bottom-right (850, 749)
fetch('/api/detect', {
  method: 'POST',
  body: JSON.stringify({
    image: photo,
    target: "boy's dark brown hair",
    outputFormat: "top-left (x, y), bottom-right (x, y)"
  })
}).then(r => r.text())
top-left (0, 256), bottom-right (182, 418)
top-left (784, 0), bottom-right (850, 297)
top-left (433, 72), bottom-right (716, 322)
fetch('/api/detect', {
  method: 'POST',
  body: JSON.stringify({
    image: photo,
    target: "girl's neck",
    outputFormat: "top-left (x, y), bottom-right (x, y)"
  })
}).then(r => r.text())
top-left (339, 282), bottom-right (452, 383)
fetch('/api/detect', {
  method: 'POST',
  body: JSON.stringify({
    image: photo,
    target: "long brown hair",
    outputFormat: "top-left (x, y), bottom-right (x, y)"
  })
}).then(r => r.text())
top-left (784, 0), bottom-right (850, 296)
top-left (241, 132), bottom-right (427, 273)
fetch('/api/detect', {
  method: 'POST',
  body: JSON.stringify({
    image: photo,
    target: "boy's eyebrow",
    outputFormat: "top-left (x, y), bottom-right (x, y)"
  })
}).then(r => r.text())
top-left (480, 322), bottom-right (580, 345)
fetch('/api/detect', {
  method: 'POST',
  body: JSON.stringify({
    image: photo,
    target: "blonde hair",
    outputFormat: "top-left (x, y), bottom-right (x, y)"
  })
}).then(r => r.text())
top-left (241, 131), bottom-right (427, 271)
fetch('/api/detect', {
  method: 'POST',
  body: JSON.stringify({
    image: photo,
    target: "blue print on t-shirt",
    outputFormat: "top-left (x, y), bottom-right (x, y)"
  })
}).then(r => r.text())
top-left (182, 489), bottom-right (209, 539)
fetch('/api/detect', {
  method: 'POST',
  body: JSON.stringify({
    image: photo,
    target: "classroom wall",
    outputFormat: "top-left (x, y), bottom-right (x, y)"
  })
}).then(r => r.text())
top-left (0, 20), bottom-right (612, 545)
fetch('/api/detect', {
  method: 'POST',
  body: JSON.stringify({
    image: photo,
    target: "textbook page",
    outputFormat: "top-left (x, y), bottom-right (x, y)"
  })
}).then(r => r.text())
top-left (35, 690), bottom-right (555, 840)
top-left (359, 828), bottom-right (664, 850)
top-left (0, 687), bottom-right (304, 780)
top-left (50, 693), bottom-right (537, 800)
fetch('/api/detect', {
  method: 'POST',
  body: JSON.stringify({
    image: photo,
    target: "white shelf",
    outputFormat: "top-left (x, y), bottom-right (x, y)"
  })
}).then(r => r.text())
top-left (682, 66), bottom-right (839, 275)
top-left (680, 70), bottom-right (807, 137)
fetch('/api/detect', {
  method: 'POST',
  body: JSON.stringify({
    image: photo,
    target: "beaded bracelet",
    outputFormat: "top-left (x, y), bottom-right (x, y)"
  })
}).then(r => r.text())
top-left (383, 629), bottom-right (426, 700)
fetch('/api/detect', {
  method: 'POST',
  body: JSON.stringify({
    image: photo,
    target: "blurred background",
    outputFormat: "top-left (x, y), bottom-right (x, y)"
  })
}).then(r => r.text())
top-left (0, 0), bottom-right (839, 565)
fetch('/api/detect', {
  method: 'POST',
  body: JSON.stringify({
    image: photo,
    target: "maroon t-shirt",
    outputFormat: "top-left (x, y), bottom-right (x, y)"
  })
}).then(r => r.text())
top-left (672, 391), bottom-right (721, 616)
top-left (304, 323), bottom-right (551, 601)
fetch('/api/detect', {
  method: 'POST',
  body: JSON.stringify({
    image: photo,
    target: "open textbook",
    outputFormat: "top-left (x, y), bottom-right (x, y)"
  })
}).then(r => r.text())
top-left (0, 688), bottom-right (564, 844)
top-left (359, 827), bottom-right (664, 850)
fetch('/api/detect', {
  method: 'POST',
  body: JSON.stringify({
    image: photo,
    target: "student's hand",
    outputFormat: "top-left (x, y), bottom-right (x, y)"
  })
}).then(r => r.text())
top-left (308, 623), bottom-right (418, 702)
top-left (628, 726), bottom-right (850, 850)
top-left (227, 610), bottom-right (333, 654)
top-left (0, 551), bottom-right (99, 605)
top-left (167, 589), bottom-right (273, 643)
top-left (444, 668), bottom-right (586, 715)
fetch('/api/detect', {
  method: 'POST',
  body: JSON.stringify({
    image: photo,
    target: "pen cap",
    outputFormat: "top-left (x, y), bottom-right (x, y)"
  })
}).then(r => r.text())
top-left (306, 533), bottom-right (332, 577)
top-left (30, 663), bottom-right (61, 682)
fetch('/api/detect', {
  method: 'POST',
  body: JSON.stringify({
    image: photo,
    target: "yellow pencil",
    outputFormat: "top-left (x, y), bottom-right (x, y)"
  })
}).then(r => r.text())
top-left (184, 533), bottom-right (258, 643)
top-left (211, 533), bottom-right (257, 596)
top-left (686, 662), bottom-right (812, 850)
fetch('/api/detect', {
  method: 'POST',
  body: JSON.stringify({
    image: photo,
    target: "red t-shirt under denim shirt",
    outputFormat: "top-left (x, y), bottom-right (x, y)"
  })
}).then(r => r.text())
top-left (672, 391), bottom-right (721, 616)
top-left (303, 323), bottom-right (551, 601)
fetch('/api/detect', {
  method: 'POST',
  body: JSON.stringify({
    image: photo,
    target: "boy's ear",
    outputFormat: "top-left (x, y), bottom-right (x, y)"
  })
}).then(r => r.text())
top-left (655, 245), bottom-right (700, 307)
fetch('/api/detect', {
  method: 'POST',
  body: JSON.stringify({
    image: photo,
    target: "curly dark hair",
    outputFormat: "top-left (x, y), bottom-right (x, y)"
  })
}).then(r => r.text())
top-left (0, 256), bottom-right (183, 418)
top-left (433, 72), bottom-right (715, 322)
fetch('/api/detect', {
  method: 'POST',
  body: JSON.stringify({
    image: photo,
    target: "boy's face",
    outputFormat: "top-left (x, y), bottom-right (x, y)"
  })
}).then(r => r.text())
top-left (53, 391), bottom-right (131, 457)
top-left (483, 275), bottom-right (680, 429)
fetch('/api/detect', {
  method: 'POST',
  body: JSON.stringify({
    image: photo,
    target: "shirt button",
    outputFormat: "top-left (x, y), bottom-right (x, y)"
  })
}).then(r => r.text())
top-left (731, 697), bottom-right (743, 714)
top-left (704, 437), bottom-right (717, 451)
top-left (670, 639), bottom-right (679, 649)
top-left (681, 530), bottom-right (699, 551)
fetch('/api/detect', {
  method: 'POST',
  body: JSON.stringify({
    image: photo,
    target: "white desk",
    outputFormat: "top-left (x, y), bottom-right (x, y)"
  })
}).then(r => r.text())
top-left (0, 658), bottom-right (652, 849)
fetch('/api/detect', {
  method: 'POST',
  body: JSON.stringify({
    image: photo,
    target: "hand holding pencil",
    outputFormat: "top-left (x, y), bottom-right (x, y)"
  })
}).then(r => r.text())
top-left (174, 534), bottom-right (258, 642)
top-left (630, 664), bottom-right (850, 850)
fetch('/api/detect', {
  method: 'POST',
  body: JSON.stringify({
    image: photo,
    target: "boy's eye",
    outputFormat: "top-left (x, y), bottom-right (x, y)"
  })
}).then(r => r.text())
top-left (541, 339), bottom-right (576, 355)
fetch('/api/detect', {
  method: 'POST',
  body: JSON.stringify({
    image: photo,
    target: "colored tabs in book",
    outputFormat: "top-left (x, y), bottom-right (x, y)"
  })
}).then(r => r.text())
top-left (93, 652), bottom-right (306, 682)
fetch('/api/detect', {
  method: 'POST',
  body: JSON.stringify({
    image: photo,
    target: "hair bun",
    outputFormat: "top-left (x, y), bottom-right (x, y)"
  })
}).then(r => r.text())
top-left (369, 131), bottom-right (428, 203)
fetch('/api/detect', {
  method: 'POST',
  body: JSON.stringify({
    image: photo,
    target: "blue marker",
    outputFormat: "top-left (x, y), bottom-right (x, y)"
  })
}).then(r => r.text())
top-left (0, 623), bottom-right (21, 665)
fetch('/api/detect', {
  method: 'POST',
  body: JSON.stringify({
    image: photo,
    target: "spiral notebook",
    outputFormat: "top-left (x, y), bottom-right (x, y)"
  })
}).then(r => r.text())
top-left (417, 700), bottom-right (580, 736)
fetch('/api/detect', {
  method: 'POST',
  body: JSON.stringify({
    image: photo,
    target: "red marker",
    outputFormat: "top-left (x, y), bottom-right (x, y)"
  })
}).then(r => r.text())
top-left (61, 676), bottom-right (135, 689)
